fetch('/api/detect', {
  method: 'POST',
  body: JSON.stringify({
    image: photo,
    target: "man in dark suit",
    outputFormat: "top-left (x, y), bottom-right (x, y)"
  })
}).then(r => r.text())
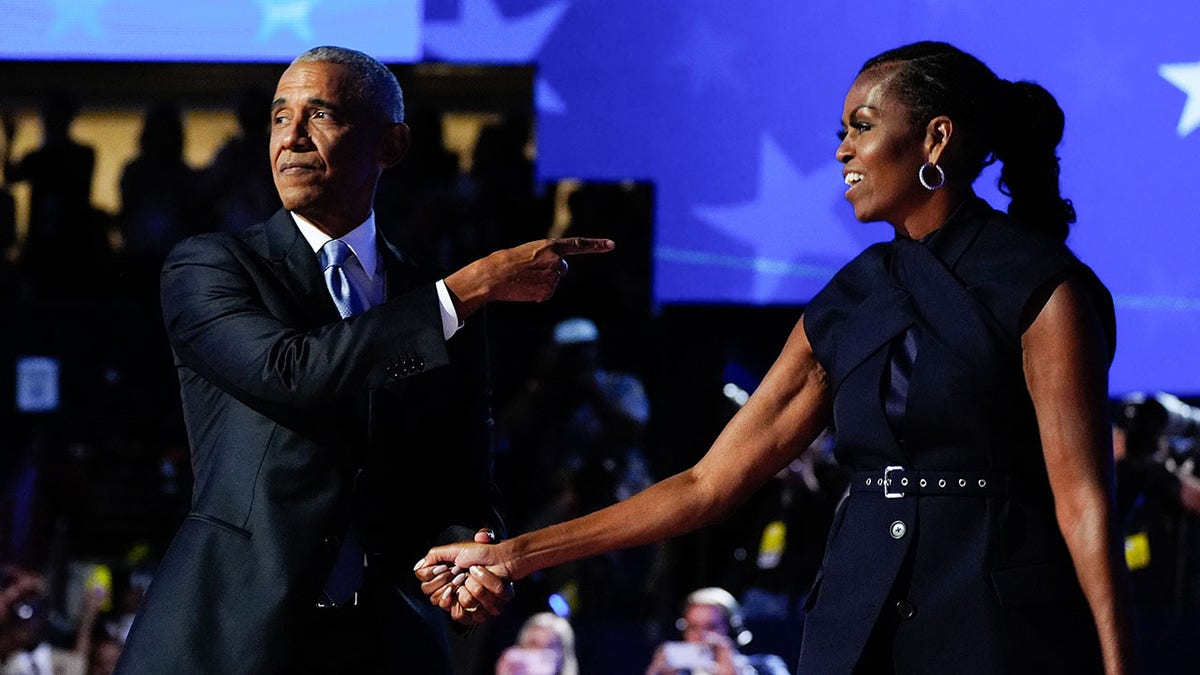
top-left (114, 46), bottom-right (612, 674)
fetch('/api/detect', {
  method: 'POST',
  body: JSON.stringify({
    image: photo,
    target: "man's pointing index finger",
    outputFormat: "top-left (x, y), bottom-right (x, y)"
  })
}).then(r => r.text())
top-left (551, 237), bottom-right (616, 255)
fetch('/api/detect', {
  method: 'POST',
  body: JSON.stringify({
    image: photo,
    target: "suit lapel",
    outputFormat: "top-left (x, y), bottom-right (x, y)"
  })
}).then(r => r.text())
top-left (261, 209), bottom-right (341, 326)
top-left (378, 235), bottom-right (435, 301)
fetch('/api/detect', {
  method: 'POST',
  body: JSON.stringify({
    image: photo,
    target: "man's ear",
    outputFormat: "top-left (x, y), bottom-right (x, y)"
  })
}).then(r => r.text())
top-left (925, 115), bottom-right (953, 166)
top-left (380, 121), bottom-right (411, 168)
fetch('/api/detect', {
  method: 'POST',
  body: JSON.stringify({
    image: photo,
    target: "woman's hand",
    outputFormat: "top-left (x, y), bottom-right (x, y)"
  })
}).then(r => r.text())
top-left (414, 538), bottom-right (514, 624)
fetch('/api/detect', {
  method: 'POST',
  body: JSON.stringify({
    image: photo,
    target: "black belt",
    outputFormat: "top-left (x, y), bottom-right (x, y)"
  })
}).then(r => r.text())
top-left (850, 466), bottom-right (1008, 498)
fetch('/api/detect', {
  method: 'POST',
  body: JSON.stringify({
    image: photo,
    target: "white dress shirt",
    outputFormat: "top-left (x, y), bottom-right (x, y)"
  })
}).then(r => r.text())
top-left (290, 212), bottom-right (461, 339)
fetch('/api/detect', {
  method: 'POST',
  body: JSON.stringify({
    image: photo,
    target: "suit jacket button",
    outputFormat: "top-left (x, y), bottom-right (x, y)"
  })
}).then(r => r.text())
top-left (889, 520), bottom-right (907, 539)
top-left (895, 600), bottom-right (916, 620)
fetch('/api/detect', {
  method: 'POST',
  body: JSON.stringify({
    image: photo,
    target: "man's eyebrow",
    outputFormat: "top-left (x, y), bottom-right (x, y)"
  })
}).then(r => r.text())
top-left (270, 97), bottom-right (343, 111)
top-left (307, 97), bottom-right (341, 111)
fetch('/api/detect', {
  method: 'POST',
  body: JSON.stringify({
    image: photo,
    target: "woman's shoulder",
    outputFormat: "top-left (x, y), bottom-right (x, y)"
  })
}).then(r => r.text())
top-left (808, 241), bottom-right (892, 305)
top-left (963, 205), bottom-right (1114, 344)
top-left (802, 241), bottom-right (894, 361)
top-left (951, 204), bottom-right (1085, 291)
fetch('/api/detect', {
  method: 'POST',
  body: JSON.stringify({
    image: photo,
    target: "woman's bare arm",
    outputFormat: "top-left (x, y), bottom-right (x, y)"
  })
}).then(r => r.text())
top-left (1023, 277), bottom-right (1135, 675)
top-left (416, 316), bottom-right (832, 602)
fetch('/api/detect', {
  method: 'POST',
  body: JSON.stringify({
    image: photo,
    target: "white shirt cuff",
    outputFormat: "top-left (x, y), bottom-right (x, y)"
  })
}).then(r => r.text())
top-left (435, 280), bottom-right (463, 340)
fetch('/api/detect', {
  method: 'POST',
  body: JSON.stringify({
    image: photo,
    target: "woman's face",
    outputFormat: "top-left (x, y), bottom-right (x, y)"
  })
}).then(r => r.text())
top-left (835, 68), bottom-right (929, 228)
top-left (682, 604), bottom-right (728, 642)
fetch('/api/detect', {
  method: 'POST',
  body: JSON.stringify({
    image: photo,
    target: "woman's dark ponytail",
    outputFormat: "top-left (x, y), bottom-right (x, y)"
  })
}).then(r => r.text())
top-left (991, 80), bottom-right (1075, 242)
top-left (862, 42), bottom-right (1076, 242)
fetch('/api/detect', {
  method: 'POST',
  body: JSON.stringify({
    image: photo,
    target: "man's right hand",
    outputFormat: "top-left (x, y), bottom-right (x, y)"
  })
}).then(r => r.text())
top-left (444, 237), bottom-right (614, 319)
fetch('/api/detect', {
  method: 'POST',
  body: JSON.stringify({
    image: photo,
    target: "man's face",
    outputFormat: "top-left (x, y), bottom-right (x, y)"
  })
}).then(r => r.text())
top-left (270, 60), bottom-right (390, 234)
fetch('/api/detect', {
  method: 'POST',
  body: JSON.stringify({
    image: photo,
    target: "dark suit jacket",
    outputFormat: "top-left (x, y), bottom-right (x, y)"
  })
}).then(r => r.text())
top-left (798, 199), bottom-right (1114, 674)
top-left (116, 210), bottom-right (502, 674)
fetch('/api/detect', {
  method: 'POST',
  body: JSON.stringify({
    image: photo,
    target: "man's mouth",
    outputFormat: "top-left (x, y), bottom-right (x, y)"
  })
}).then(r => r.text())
top-left (279, 162), bottom-right (320, 174)
top-left (844, 171), bottom-right (863, 189)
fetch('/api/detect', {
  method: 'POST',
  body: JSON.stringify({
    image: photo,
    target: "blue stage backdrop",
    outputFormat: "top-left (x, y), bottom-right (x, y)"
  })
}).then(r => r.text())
top-left (2, 0), bottom-right (1198, 396)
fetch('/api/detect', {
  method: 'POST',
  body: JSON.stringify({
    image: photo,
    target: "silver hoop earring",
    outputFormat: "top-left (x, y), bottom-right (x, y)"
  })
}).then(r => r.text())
top-left (918, 162), bottom-right (945, 191)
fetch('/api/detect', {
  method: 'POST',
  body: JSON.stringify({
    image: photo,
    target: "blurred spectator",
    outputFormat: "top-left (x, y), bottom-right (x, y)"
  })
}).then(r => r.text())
top-left (645, 587), bottom-right (788, 675)
top-left (0, 108), bottom-right (15, 255)
top-left (554, 182), bottom-right (654, 358)
top-left (1112, 392), bottom-right (1200, 674)
top-left (3, 90), bottom-right (109, 299)
top-left (496, 316), bottom-right (659, 619)
top-left (466, 112), bottom-right (537, 254)
top-left (375, 109), bottom-right (472, 270)
top-left (115, 102), bottom-right (204, 298)
top-left (0, 116), bottom-right (28, 299)
top-left (198, 86), bottom-right (279, 234)
top-left (1112, 392), bottom-right (1200, 604)
top-left (0, 564), bottom-right (105, 675)
top-left (499, 317), bottom-right (652, 530)
top-left (494, 612), bottom-right (578, 675)
top-left (85, 633), bottom-right (121, 675)
top-left (713, 429), bottom-right (849, 622)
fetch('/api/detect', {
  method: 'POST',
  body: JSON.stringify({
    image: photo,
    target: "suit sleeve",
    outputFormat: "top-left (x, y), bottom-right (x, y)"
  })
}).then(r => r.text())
top-left (160, 234), bottom-right (450, 417)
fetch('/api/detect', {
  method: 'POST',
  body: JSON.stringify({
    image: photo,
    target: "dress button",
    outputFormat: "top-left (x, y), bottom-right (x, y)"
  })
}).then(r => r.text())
top-left (889, 520), bottom-right (907, 539)
top-left (896, 600), bottom-right (916, 620)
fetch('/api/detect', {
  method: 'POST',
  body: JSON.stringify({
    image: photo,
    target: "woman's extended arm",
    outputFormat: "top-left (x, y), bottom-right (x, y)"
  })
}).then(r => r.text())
top-left (1022, 277), bottom-right (1135, 675)
top-left (415, 316), bottom-right (832, 612)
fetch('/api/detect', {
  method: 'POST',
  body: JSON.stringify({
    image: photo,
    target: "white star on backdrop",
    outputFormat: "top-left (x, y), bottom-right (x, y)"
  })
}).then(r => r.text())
top-left (424, 0), bottom-right (570, 113)
top-left (255, 0), bottom-right (321, 43)
top-left (48, 0), bottom-right (108, 39)
top-left (692, 134), bottom-right (859, 301)
top-left (667, 18), bottom-right (743, 97)
top-left (1160, 60), bottom-right (1200, 137)
top-left (536, 79), bottom-right (568, 115)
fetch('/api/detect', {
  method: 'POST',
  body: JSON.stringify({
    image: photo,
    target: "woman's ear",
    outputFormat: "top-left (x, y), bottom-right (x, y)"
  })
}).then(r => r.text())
top-left (925, 115), bottom-right (953, 166)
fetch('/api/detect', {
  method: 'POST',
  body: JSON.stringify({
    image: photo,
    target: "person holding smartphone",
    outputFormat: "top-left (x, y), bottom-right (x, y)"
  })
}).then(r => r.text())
top-left (495, 612), bottom-right (578, 675)
top-left (645, 587), bottom-right (787, 675)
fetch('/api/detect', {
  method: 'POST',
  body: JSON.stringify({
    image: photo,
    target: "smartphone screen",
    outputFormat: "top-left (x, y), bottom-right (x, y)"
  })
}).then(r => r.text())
top-left (662, 641), bottom-right (714, 669)
top-left (499, 647), bottom-right (558, 675)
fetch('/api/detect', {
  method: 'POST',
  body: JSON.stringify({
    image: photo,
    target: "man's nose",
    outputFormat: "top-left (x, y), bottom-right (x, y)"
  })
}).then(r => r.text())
top-left (278, 118), bottom-right (311, 149)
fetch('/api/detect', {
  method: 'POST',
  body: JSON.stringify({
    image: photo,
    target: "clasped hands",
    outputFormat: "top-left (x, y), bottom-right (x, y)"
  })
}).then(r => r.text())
top-left (413, 529), bottom-right (516, 626)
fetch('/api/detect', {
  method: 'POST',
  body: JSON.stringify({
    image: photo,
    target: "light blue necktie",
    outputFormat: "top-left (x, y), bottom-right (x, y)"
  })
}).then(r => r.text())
top-left (319, 239), bottom-right (367, 319)
top-left (317, 239), bottom-right (367, 607)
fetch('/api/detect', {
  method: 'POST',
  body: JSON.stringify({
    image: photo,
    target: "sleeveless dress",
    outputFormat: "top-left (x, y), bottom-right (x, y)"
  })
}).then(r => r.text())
top-left (798, 198), bottom-right (1114, 674)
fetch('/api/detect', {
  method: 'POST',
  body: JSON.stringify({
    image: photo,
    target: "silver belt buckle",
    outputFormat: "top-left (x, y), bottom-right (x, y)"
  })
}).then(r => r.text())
top-left (883, 465), bottom-right (905, 498)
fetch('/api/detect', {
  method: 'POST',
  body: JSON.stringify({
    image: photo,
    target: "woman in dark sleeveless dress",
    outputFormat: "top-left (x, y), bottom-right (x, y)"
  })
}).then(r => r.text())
top-left (416, 41), bottom-right (1134, 675)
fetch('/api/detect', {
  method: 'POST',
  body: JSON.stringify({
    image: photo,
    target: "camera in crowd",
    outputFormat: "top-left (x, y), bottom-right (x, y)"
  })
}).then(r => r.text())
top-left (1115, 391), bottom-right (1200, 467)
top-left (0, 569), bottom-right (46, 628)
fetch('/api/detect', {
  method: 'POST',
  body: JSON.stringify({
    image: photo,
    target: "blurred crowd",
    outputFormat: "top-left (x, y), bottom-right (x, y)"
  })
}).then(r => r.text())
top-left (2, 87), bottom-right (1199, 674)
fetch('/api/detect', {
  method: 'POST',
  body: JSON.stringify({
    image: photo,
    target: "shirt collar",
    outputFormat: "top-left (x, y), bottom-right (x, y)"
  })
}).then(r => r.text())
top-left (291, 211), bottom-right (380, 280)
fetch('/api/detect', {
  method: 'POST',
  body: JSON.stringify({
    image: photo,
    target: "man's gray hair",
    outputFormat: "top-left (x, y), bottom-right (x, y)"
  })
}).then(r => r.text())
top-left (293, 46), bottom-right (405, 122)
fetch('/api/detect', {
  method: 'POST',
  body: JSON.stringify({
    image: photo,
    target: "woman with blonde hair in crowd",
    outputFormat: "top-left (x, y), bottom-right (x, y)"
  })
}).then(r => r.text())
top-left (495, 612), bottom-right (578, 675)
